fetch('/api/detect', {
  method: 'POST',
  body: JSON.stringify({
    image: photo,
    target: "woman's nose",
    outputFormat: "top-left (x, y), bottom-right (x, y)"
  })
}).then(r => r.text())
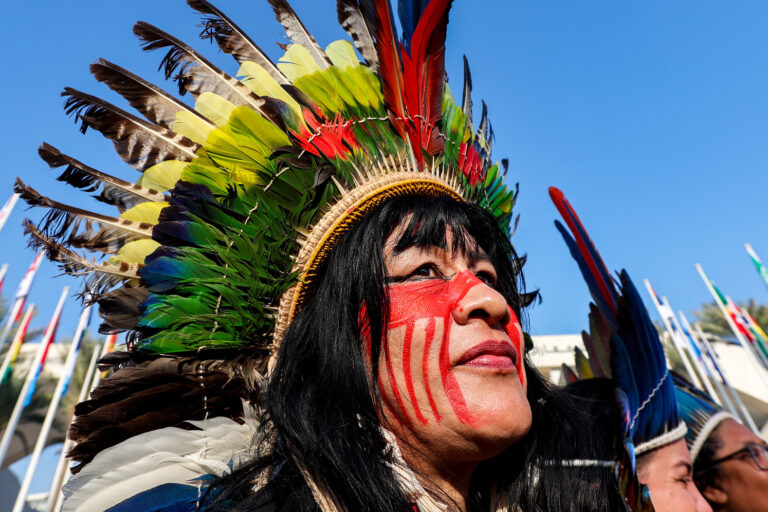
top-left (452, 275), bottom-right (510, 327)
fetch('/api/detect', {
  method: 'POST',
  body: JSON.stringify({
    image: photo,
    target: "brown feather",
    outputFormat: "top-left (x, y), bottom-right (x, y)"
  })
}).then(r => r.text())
top-left (90, 58), bottom-right (215, 130)
top-left (337, 0), bottom-right (379, 69)
top-left (22, 220), bottom-right (139, 298)
top-left (16, 179), bottom-right (153, 255)
top-left (187, 0), bottom-right (289, 84)
top-left (133, 20), bottom-right (282, 127)
top-left (62, 88), bottom-right (199, 172)
top-left (67, 353), bottom-right (262, 473)
top-left (267, 0), bottom-right (331, 68)
top-left (38, 142), bottom-right (166, 213)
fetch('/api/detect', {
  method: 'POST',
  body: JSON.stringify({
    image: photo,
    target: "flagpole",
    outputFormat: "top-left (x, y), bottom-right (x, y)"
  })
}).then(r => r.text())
top-left (0, 193), bottom-right (19, 235)
top-left (677, 311), bottom-right (730, 408)
top-left (0, 251), bottom-right (44, 351)
top-left (45, 333), bottom-right (116, 512)
top-left (693, 323), bottom-right (760, 433)
top-left (0, 263), bottom-right (9, 294)
top-left (695, 264), bottom-right (768, 391)
top-left (0, 305), bottom-right (35, 385)
top-left (0, 287), bottom-right (68, 467)
top-left (12, 305), bottom-right (92, 512)
top-left (643, 279), bottom-right (704, 388)
top-left (667, 304), bottom-right (720, 401)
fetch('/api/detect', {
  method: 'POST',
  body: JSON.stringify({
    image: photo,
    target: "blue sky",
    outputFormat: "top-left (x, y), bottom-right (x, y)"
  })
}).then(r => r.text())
top-left (3, 0), bottom-right (768, 494)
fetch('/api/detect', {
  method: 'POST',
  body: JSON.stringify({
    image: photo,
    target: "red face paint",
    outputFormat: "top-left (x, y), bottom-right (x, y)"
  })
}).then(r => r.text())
top-left (384, 271), bottom-right (525, 427)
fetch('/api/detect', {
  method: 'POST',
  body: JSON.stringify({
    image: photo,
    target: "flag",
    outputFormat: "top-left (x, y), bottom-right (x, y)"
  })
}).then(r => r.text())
top-left (23, 296), bottom-right (65, 407)
top-left (746, 244), bottom-right (768, 290)
top-left (60, 307), bottom-right (92, 396)
top-left (0, 264), bottom-right (9, 297)
top-left (0, 305), bottom-right (35, 384)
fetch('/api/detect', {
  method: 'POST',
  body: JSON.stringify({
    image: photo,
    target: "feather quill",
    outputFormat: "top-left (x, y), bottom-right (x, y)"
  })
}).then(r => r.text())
top-left (90, 58), bottom-right (215, 131)
top-left (187, 0), bottom-right (289, 84)
top-left (268, 0), bottom-right (331, 68)
top-left (62, 88), bottom-right (199, 172)
top-left (337, 0), bottom-right (379, 69)
top-left (15, 179), bottom-right (153, 254)
top-left (38, 143), bottom-right (166, 212)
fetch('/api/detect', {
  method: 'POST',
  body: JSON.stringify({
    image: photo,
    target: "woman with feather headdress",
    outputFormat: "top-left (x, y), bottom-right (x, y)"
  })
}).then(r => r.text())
top-left (17, 0), bottom-right (651, 510)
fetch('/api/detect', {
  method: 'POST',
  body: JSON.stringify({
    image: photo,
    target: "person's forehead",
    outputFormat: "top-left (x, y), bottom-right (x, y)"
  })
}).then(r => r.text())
top-left (716, 418), bottom-right (764, 452)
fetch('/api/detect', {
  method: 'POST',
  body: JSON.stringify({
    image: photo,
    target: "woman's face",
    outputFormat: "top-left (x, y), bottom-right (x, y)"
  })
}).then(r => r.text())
top-left (372, 225), bottom-right (531, 467)
top-left (637, 438), bottom-right (712, 512)
top-left (700, 419), bottom-right (768, 511)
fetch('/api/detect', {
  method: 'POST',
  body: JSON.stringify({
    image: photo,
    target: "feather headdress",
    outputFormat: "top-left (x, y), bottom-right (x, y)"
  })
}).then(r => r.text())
top-left (18, 0), bottom-right (522, 509)
top-left (674, 376), bottom-right (736, 462)
top-left (551, 187), bottom-right (689, 511)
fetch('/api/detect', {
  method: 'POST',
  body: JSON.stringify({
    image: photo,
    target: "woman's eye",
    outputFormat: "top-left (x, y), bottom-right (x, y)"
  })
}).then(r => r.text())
top-left (409, 263), bottom-right (440, 280)
top-left (475, 270), bottom-right (497, 287)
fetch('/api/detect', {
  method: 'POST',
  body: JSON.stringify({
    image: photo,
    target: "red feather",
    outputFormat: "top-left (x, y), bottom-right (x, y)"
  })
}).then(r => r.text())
top-left (549, 186), bottom-right (617, 314)
top-left (375, 0), bottom-right (407, 140)
top-left (375, 0), bottom-right (451, 165)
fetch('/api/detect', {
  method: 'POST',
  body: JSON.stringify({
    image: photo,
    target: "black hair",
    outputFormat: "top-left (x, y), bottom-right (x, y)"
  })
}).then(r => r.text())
top-left (693, 428), bottom-right (724, 495)
top-left (205, 195), bottom-right (616, 511)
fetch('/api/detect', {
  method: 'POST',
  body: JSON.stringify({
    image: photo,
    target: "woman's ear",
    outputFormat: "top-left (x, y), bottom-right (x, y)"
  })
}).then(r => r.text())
top-left (701, 483), bottom-right (728, 506)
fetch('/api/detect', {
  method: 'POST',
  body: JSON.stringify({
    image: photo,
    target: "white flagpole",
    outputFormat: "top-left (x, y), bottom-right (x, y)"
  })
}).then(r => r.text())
top-left (693, 323), bottom-right (759, 433)
top-left (643, 279), bottom-right (704, 388)
top-left (45, 333), bottom-right (116, 512)
top-left (677, 311), bottom-right (730, 408)
top-left (668, 304), bottom-right (720, 400)
top-left (0, 193), bottom-right (19, 235)
top-left (0, 263), bottom-right (9, 293)
top-left (0, 287), bottom-right (68, 467)
top-left (695, 264), bottom-right (768, 391)
top-left (0, 305), bottom-right (36, 385)
top-left (12, 305), bottom-right (92, 512)
top-left (0, 251), bottom-right (44, 351)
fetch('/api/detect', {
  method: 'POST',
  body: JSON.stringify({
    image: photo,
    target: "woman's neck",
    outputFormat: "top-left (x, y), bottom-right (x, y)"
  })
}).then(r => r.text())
top-left (398, 441), bottom-right (477, 512)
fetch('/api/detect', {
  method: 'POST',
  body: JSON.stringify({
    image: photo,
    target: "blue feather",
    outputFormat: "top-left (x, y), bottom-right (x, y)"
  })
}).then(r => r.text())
top-left (397, 0), bottom-right (432, 48)
top-left (105, 483), bottom-right (201, 512)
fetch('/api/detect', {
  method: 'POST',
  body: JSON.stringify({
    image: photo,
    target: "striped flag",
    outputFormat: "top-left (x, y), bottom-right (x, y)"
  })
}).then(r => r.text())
top-left (60, 306), bottom-right (92, 396)
top-left (0, 305), bottom-right (35, 384)
top-left (746, 244), bottom-right (768, 290)
top-left (23, 295), bottom-right (66, 407)
top-left (0, 251), bottom-right (44, 350)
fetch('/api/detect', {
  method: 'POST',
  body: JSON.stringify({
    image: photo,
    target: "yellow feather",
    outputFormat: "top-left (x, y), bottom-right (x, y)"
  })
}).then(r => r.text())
top-left (325, 40), bottom-right (359, 68)
top-left (114, 239), bottom-right (161, 264)
top-left (195, 92), bottom-right (237, 126)
top-left (238, 61), bottom-right (302, 117)
top-left (138, 161), bottom-right (188, 192)
top-left (120, 201), bottom-right (169, 224)
top-left (173, 110), bottom-right (213, 145)
top-left (574, 346), bottom-right (595, 379)
top-left (278, 44), bottom-right (321, 81)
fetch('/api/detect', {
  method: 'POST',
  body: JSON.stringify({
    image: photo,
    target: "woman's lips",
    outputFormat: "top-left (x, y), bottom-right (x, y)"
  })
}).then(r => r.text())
top-left (456, 340), bottom-right (517, 370)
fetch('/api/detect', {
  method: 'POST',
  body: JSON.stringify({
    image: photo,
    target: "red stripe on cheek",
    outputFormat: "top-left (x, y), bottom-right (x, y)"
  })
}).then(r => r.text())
top-left (505, 306), bottom-right (526, 387)
top-left (384, 331), bottom-right (412, 427)
top-left (402, 320), bottom-right (427, 424)
top-left (422, 317), bottom-right (441, 422)
top-left (439, 317), bottom-right (477, 427)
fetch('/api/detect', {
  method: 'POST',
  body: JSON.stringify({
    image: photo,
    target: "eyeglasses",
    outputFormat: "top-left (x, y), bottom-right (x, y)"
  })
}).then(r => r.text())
top-left (697, 443), bottom-right (768, 474)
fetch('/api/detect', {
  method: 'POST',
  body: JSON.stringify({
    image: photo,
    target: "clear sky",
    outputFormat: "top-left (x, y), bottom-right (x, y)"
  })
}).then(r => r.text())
top-left (2, 0), bottom-right (768, 495)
